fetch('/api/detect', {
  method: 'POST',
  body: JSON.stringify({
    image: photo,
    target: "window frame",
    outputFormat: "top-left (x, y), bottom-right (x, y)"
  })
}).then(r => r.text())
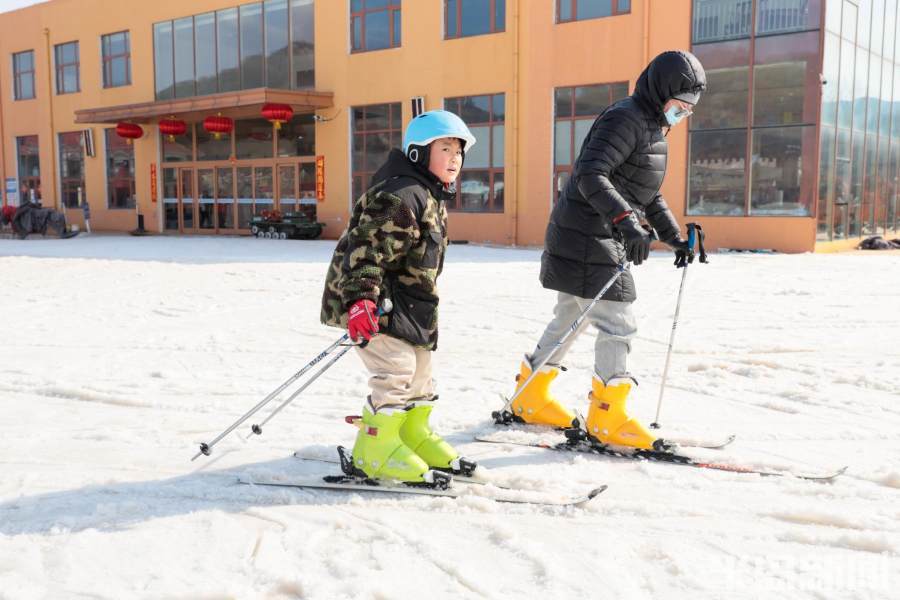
top-left (350, 102), bottom-right (403, 202)
top-left (557, 0), bottom-right (631, 24)
top-left (13, 50), bottom-right (36, 101)
top-left (101, 30), bottom-right (132, 89)
top-left (54, 41), bottom-right (80, 95)
top-left (104, 128), bottom-right (136, 209)
top-left (552, 82), bottom-right (629, 203)
top-left (444, 93), bottom-right (506, 213)
top-left (445, 0), bottom-right (506, 39)
top-left (350, 0), bottom-right (402, 53)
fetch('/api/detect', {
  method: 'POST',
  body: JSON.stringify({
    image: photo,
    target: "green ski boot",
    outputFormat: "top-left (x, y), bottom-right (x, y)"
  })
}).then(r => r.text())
top-left (400, 397), bottom-right (477, 476)
top-left (350, 405), bottom-right (444, 485)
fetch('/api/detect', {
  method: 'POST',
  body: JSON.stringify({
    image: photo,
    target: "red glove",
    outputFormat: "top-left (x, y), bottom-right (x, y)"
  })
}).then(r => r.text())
top-left (347, 299), bottom-right (379, 342)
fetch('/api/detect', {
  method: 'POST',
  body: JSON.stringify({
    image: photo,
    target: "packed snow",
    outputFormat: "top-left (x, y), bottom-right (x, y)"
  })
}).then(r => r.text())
top-left (1, 234), bottom-right (897, 599)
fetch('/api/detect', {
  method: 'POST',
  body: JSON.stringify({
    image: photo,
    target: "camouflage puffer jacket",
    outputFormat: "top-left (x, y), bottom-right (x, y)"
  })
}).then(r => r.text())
top-left (321, 149), bottom-right (451, 350)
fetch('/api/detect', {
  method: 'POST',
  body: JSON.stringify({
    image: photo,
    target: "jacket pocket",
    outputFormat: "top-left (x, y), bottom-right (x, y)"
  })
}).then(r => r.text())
top-left (386, 284), bottom-right (438, 347)
top-left (421, 229), bottom-right (444, 269)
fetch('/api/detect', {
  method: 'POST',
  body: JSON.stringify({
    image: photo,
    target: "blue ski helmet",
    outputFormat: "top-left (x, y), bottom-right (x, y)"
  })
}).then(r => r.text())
top-left (403, 110), bottom-right (477, 168)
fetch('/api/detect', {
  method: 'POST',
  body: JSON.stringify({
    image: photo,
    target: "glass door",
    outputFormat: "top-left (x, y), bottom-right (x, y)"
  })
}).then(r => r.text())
top-left (198, 168), bottom-right (216, 231)
top-left (180, 168), bottom-right (195, 231)
top-left (237, 166), bottom-right (253, 229)
top-left (254, 166), bottom-right (274, 216)
top-left (217, 167), bottom-right (235, 230)
top-left (277, 164), bottom-right (297, 213)
top-left (163, 167), bottom-right (179, 231)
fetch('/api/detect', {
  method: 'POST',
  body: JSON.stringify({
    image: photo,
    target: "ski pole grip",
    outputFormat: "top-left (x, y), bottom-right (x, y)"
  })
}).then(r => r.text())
top-left (687, 223), bottom-right (696, 251)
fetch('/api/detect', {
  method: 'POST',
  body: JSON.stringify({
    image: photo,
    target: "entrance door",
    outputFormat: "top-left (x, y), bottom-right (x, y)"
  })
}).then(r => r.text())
top-left (277, 164), bottom-right (297, 213)
top-left (163, 167), bottom-right (195, 233)
top-left (180, 168), bottom-right (195, 231)
top-left (217, 167), bottom-right (235, 230)
top-left (198, 168), bottom-right (215, 231)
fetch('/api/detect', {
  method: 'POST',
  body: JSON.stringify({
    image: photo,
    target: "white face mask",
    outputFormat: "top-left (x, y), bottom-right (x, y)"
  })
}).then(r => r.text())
top-left (665, 106), bottom-right (693, 126)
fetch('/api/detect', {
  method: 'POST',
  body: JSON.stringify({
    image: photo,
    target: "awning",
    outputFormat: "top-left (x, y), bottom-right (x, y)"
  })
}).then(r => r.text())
top-left (74, 87), bottom-right (334, 124)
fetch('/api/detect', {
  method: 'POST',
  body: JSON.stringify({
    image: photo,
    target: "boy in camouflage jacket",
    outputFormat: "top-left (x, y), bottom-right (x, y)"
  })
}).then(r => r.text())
top-left (320, 110), bottom-right (477, 485)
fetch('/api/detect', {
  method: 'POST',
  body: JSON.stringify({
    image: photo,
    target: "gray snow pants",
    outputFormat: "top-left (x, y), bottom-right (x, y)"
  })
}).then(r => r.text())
top-left (529, 291), bottom-right (637, 382)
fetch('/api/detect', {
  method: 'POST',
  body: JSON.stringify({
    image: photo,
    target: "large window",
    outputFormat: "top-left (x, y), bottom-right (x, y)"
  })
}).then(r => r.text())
top-left (101, 31), bottom-right (131, 88)
top-left (105, 129), bottom-right (135, 209)
top-left (13, 51), bottom-right (35, 100)
top-left (54, 42), bottom-right (79, 95)
top-left (693, 0), bottom-right (821, 44)
top-left (558, 0), bottom-right (630, 23)
top-left (445, 94), bottom-right (505, 212)
top-left (553, 82), bottom-right (629, 200)
top-left (16, 136), bottom-right (40, 203)
top-left (446, 0), bottom-right (505, 38)
top-left (351, 102), bottom-right (402, 201)
top-left (689, 21), bottom-right (816, 217)
top-left (351, 0), bottom-right (402, 52)
top-left (59, 132), bottom-right (85, 209)
top-left (154, 1), bottom-right (316, 100)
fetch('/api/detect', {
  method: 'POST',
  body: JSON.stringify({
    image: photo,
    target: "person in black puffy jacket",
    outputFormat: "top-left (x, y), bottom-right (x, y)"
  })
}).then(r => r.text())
top-left (501, 50), bottom-right (706, 451)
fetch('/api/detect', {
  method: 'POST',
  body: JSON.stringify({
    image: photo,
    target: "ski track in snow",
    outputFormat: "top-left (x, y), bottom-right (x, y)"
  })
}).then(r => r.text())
top-left (1, 236), bottom-right (898, 599)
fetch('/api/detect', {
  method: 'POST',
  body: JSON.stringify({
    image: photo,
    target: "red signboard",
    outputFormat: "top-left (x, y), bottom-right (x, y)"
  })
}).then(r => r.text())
top-left (316, 155), bottom-right (325, 202)
top-left (150, 163), bottom-right (158, 203)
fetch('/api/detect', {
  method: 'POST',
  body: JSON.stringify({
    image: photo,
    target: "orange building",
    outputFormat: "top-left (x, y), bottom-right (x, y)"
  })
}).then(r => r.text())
top-left (1, 0), bottom-right (898, 252)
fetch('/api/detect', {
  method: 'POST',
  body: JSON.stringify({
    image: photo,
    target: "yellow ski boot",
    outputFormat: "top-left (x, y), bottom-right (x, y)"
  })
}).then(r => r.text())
top-left (582, 375), bottom-right (663, 451)
top-left (498, 358), bottom-right (577, 429)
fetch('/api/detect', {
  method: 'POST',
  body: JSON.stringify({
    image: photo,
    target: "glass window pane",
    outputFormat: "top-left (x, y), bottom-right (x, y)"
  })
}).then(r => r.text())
top-left (750, 126), bottom-right (815, 216)
top-left (237, 167), bottom-right (253, 227)
top-left (687, 129), bottom-right (747, 215)
top-left (573, 118), bottom-right (594, 155)
top-left (837, 39), bottom-right (855, 129)
top-left (235, 118), bottom-right (273, 159)
top-left (459, 95), bottom-right (491, 123)
top-left (756, 0), bottom-right (820, 35)
top-left (447, 0), bottom-right (458, 36)
top-left (495, 0), bottom-right (506, 29)
top-left (352, 17), bottom-right (362, 50)
top-left (491, 124), bottom-right (504, 167)
top-left (364, 132), bottom-right (391, 171)
top-left (752, 31), bottom-right (819, 126)
top-left (255, 167), bottom-right (274, 213)
top-left (459, 171), bottom-right (491, 211)
top-left (554, 120), bottom-right (572, 165)
top-left (824, 0), bottom-right (841, 33)
top-left (197, 126), bottom-right (232, 161)
top-left (492, 93), bottom-right (505, 121)
top-left (555, 87), bottom-right (573, 118)
top-left (464, 126), bottom-right (490, 168)
top-left (110, 57), bottom-right (128, 87)
top-left (360, 104), bottom-right (390, 130)
top-left (366, 0), bottom-right (389, 8)
top-left (58, 131), bottom-right (85, 208)
top-left (277, 113), bottom-right (316, 157)
top-left (173, 18), bottom-right (195, 97)
top-left (63, 68), bottom-right (78, 94)
top-left (218, 168), bottom-right (235, 229)
top-left (162, 128), bottom-right (193, 162)
top-left (218, 8), bottom-right (241, 92)
top-left (821, 32), bottom-right (840, 126)
top-left (365, 10), bottom-right (391, 51)
top-left (265, 0), bottom-right (290, 89)
top-left (817, 124), bottom-right (835, 238)
top-left (460, 0), bottom-right (491, 37)
top-left (574, 84), bottom-right (611, 116)
top-left (106, 128), bottom-right (135, 209)
top-left (693, 0), bottom-right (752, 42)
top-left (559, 0), bottom-right (572, 21)
top-left (492, 171), bottom-right (504, 212)
top-left (691, 39), bottom-right (750, 129)
top-left (619, 0), bottom-right (630, 11)
top-left (393, 9), bottom-right (401, 45)
top-left (195, 13), bottom-right (217, 95)
top-left (577, 0), bottom-right (612, 20)
top-left (291, 0), bottom-right (315, 88)
top-left (240, 3), bottom-right (265, 88)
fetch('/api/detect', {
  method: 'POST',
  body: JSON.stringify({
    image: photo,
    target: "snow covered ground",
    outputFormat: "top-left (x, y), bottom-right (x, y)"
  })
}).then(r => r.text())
top-left (1, 234), bottom-right (898, 600)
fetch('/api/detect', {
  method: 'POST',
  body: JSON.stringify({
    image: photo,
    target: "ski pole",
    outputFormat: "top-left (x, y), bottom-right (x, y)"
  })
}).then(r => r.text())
top-left (499, 261), bottom-right (630, 417)
top-left (650, 223), bottom-right (707, 429)
top-left (191, 299), bottom-right (392, 461)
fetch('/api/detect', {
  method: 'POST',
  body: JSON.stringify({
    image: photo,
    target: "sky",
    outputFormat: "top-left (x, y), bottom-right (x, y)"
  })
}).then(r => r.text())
top-left (0, 0), bottom-right (47, 15)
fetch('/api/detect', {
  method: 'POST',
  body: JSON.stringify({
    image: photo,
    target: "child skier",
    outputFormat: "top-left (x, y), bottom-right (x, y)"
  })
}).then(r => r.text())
top-left (321, 110), bottom-right (476, 485)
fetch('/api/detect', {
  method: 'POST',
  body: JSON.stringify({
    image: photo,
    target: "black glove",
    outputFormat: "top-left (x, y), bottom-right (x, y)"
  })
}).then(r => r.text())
top-left (615, 215), bottom-right (652, 266)
top-left (668, 238), bottom-right (695, 268)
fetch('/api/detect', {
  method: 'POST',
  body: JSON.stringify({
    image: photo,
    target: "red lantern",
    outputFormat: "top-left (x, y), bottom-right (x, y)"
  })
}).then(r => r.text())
top-left (115, 122), bottom-right (143, 144)
top-left (158, 118), bottom-right (187, 142)
top-left (203, 115), bottom-right (234, 140)
top-left (261, 103), bottom-right (293, 130)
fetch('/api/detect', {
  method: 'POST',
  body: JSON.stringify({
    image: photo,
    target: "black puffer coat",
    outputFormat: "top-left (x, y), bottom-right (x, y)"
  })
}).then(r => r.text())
top-left (540, 51), bottom-right (707, 302)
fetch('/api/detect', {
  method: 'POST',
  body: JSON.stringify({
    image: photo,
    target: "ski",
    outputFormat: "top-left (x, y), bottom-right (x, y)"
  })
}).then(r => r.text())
top-left (238, 476), bottom-right (607, 507)
top-left (491, 399), bottom-right (735, 450)
top-left (473, 435), bottom-right (847, 481)
top-left (292, 451), bottom-right (515, 490)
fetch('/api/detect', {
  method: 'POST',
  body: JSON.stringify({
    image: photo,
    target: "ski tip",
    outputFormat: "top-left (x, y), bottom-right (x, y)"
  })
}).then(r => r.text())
top-left (588, 485), bottom-right (608, 499)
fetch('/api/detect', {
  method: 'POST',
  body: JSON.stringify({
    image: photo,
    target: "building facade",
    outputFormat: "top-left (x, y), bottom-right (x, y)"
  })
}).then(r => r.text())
top-left (1, 0), bottom-right (897, 252)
